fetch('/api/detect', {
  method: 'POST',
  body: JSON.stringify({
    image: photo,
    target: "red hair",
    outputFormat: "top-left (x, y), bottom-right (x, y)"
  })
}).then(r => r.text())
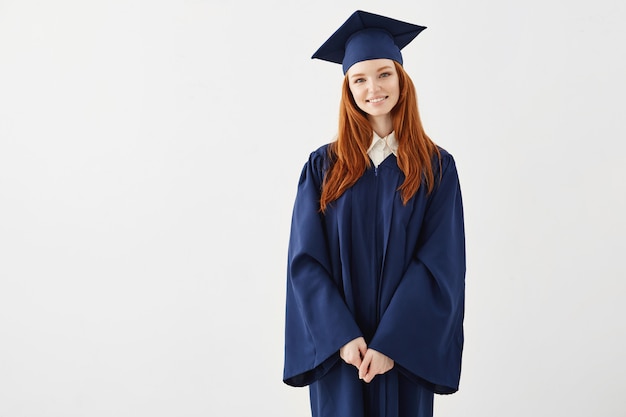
top-left (319, 61), bottom-right (440, 213)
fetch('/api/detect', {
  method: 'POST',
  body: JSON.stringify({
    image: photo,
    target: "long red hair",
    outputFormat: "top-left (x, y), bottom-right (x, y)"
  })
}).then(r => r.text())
top-left (319, 61), bottom-right (440, 213)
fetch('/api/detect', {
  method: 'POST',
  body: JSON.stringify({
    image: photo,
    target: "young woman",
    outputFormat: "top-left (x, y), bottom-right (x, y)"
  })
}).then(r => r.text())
top-left (283, 10), bottom-right (466, 417)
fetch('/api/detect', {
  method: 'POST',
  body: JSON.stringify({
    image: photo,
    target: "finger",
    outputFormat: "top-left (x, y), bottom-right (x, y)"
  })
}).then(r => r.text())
top-left (355, 342), bottom-right (367, 368)
top-left (349, 346), bottom-right (363, 368)
top-left (341, 347), bottom-right (356, 366)
top-left (359, 352), bottom-right (372, 379)
top-left (362, 363), bottom-right (377, 383)
top-left (363, 372), bottom-right (375, 383)
top-left (362, 354), bottom-right (383, 383)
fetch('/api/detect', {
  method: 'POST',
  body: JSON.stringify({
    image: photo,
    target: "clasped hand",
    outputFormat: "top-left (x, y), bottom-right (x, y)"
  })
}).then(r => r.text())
top-left (339, 336), bottom-right (394, 383)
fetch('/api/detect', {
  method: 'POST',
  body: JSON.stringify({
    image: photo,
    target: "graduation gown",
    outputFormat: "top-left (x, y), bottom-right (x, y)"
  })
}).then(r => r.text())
top-left (283, 144), bottom-right (465, 417)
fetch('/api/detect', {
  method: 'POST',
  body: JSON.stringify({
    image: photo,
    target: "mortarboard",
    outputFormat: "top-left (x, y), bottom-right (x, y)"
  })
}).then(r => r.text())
top-left (312, 10), bottom-right (426, 74)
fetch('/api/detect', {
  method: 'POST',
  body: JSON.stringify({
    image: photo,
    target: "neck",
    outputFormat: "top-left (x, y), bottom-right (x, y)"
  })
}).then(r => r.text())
top-left (368, 114), bottom-right (393, 138)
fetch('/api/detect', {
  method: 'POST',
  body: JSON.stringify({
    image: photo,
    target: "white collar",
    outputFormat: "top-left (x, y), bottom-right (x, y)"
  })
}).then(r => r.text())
top-left (367, 131), bottom-right (398, 155)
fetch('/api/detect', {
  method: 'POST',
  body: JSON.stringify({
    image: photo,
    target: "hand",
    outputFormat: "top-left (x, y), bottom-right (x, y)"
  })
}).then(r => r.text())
top-left (358, 348), bottom-right (394, 383)
top-left (339, 337), bottom-right (367, 369)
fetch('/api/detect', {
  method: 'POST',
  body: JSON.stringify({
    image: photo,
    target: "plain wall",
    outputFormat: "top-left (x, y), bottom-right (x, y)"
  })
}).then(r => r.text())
top-left (1, 1), bottom-right (625, 416)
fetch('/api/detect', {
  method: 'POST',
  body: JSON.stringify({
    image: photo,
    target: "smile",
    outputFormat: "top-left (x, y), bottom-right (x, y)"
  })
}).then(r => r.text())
top-left (367, 96), bottom-right (388, 103)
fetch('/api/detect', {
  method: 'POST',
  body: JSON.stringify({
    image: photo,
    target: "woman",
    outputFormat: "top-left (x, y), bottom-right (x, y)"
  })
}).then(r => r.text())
top-left (283, 10), bottom-right (466, 417)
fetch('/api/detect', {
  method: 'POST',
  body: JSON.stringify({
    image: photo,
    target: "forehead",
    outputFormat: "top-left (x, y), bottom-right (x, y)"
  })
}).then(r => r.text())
top-left (346, 58), bottom-right (395, 76)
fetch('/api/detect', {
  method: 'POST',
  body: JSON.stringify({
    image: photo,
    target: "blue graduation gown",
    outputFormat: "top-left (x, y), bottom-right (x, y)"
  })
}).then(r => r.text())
top-left (283, 144), bottom-right (465, 417)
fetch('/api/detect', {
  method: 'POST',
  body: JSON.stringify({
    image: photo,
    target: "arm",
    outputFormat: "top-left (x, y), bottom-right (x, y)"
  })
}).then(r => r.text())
top-left (283, 153), bottom-right (363, 387)
top-left (369, 154), bottom-right (466, 393)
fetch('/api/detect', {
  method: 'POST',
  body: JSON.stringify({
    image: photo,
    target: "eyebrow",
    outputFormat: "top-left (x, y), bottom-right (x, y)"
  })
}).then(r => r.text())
top-left (349, 66), bottom-right (394, 78)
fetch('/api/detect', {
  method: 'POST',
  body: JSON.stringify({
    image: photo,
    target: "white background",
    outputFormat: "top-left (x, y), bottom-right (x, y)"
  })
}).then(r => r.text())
top-left (1, 1), bottom-right (625, 416)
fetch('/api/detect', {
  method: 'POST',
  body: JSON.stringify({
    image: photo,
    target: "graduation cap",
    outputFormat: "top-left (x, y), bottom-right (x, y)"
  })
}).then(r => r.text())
top-left (312, 10), bottom-right (426, 74)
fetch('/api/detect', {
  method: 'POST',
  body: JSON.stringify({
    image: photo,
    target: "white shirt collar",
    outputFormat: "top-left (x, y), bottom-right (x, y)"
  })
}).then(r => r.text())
top-left (367, 131), bottom-right (398, 155)
top-left (367, 131), bottom-right (398, 167)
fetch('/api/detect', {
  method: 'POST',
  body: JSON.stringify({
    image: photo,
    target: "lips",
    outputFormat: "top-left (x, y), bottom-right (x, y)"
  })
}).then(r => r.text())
top-left (367, 96), bottom-right (388, 103)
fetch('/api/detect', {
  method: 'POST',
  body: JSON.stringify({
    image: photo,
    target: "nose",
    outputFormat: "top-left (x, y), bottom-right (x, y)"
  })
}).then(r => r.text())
top-left (366, 78), bottom-right (380, 93)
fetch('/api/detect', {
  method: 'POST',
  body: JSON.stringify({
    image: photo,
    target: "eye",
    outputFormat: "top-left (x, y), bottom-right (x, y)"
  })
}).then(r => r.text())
top-left (379, 72), bottom-right (391, 78)
top-left (353, 78), bottom-right (366, 84)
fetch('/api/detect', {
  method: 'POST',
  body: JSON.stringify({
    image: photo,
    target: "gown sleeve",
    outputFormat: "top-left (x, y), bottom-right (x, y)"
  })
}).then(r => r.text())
top-left (368, 153), bottom-right (466, 394)
top-left (282, 151), bottom-right (363, 387)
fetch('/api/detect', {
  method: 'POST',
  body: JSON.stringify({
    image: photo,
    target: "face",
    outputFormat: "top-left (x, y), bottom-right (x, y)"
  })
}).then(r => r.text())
top-left (346, 58), bottom-right (400, 119)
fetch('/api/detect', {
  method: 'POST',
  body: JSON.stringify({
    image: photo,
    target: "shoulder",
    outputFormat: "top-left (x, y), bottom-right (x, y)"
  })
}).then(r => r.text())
top-left (435, 146), bottom-right (458, 172)
top-left (304, 143), bottom-right (333, 173)
top-left (436, 146), bottom-right (454, 162)
top-left (431, 146), bottom-right (462, 189)
top-left (308, 143), bottom-right (332, 163)
top-left (297, 142), bottom-right (333, 186)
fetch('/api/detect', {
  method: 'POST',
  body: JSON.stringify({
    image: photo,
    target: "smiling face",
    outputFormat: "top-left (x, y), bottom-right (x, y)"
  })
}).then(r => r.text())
top-left (346, 58), bottom-right (400, 121)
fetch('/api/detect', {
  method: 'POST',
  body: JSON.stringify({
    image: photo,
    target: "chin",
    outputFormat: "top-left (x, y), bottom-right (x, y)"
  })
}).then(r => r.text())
top-left (367, 108), bottom-right (393, 117)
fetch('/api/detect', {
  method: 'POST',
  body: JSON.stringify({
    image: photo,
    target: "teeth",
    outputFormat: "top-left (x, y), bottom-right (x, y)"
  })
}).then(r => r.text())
top-left (368, 97), bottom-right (386, 103)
